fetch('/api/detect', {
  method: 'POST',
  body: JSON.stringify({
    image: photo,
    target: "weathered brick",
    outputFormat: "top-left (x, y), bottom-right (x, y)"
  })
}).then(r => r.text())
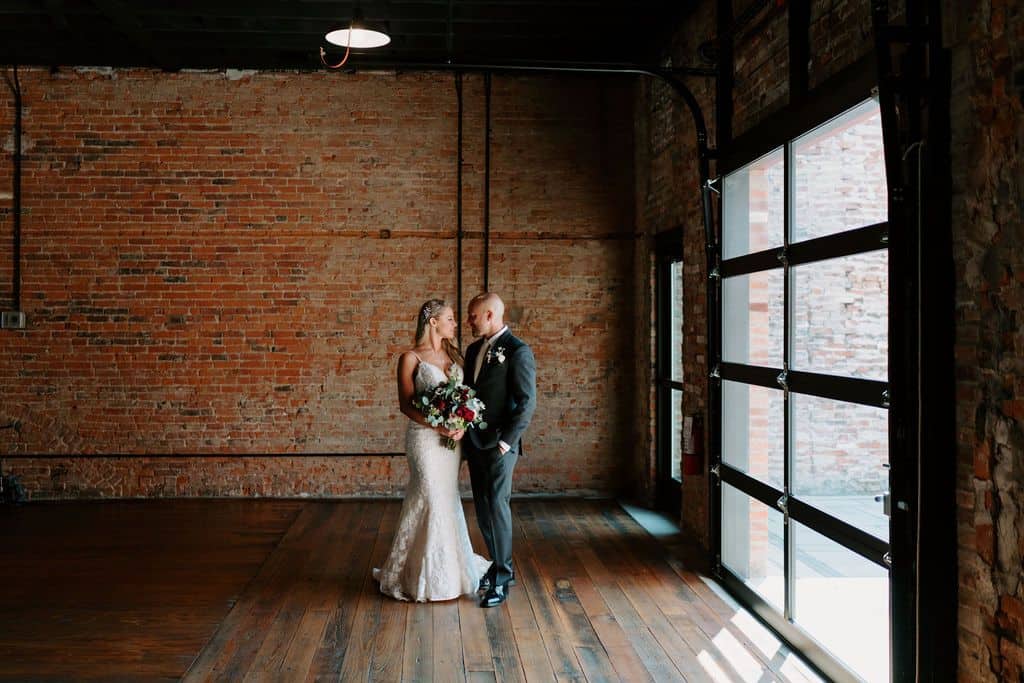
top-left (640, 1), bottom-right (1024, 678)
top-left (0, 68), bottom-right (635, 499)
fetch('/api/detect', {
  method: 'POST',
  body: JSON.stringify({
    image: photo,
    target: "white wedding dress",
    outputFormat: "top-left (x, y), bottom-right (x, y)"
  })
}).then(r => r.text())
top-left (373, 360), bottom-right (490, 602)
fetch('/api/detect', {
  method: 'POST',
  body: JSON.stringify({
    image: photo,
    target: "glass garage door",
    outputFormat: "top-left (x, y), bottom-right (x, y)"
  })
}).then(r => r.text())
top-left (716, 99), bottom-right (891, 683)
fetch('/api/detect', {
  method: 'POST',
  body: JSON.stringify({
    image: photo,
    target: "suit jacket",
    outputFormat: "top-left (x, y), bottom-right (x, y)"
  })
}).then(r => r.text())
top-left (464, 329), bottom-right (537, 452)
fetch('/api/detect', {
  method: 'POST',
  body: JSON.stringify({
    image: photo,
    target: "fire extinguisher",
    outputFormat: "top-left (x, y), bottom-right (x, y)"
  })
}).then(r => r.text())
top-left (682, 413), bottom-right (704, 476)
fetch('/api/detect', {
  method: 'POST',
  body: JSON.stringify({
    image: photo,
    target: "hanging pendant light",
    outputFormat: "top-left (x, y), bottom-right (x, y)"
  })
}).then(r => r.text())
top-left (320, 6), bottom-right (390, 68)
top-left (325, 27), bottom-right (391, 49)
top-left (324, 7), bottom-right (390, 49)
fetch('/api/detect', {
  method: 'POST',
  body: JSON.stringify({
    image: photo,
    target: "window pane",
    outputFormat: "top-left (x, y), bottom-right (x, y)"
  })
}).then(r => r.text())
top-left (722, 482), bottom-right (784, 610)
top-left (792, 521), bottom-right (890, 683)
top-left (670, 389), bottom-right (682, 482)
top-left (722, 380), bottom-right (783, 489)
top-left (791, 250), bottom-right (888, 381)
top-left (793, 99), bottom-right (888, 242)
top-left (791, 393), bottom-right (889, 541)
top-left (670, 261), bottom-right (683, 383)
top-left (723, 148), bottom-right (785, 259)
top-left (723, 270), bottom-right (784, 368)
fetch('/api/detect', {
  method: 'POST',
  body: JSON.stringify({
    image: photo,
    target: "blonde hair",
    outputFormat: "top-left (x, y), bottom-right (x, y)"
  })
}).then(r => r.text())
top-left (414, 299), bottom-right (464, 366)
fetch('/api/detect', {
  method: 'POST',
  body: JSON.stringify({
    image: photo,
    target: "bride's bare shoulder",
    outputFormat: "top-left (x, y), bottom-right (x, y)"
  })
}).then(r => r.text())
top-left (397, 349), bottom-right (421, 369)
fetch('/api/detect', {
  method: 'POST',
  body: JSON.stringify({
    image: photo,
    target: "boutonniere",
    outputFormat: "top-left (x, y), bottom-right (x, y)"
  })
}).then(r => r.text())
top-left (486, 346), bottom-right (507, 365)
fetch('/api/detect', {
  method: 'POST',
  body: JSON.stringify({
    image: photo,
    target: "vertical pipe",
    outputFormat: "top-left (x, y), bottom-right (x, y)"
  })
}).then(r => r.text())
top-left (4, 66), bottom-right (21, 312)
top-left (455, 72), bottom-right (464, 344)
top-left (12, 68), bottom-right (18, 311)
top-left (483, 72), bottom-right (491, 292)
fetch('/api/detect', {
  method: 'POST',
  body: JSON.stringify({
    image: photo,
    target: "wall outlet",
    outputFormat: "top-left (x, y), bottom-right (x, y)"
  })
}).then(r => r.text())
top-left (1, 311), bottom-right (26, 329)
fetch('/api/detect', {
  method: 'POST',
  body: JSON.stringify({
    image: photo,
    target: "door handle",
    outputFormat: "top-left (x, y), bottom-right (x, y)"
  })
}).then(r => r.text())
top-left (874, 491), bottom-right (891, 517)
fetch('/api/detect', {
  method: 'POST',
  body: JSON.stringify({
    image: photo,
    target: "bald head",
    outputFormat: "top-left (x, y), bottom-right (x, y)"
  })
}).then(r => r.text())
top-left (474, 292), bottom-right (505, 319)
top-left (467, 292), bottom-right (506, 338)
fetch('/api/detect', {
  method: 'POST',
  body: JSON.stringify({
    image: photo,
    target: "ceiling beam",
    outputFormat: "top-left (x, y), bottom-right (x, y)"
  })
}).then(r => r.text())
top-left (0, 0), bottom-right (698, 71)
top-left (39, 0), bottom-right (71, 65)
top-left (44, 0), bottom-right (70, 31)
top-left (89, 0), bottom-right (179, 70)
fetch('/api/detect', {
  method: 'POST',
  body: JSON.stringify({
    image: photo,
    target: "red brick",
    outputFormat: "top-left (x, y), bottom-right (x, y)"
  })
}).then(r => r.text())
top-left (974, 440), bottom-right (992, 480)
top-left (0, 68), bottom-right (634, 498)
top-left (976, 524), bottom-right (995, 566)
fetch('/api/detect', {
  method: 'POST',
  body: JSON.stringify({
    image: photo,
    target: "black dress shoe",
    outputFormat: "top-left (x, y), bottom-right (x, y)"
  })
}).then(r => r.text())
top-left (478, 571), bottom-right (516, 593)
top-left (480, 584), bottom-right (509, 608)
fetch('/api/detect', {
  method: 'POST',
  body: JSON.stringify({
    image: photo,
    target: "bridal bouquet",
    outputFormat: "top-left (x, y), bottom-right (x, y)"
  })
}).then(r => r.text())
top-left (416, 374), bottom-right (487, 449)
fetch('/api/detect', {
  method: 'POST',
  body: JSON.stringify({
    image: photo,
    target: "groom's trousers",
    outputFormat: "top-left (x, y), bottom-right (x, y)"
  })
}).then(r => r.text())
top-left (467, 443), bottom-right (518, 588)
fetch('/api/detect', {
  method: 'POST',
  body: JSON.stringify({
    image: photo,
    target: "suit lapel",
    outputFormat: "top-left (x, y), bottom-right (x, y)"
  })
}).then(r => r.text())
top-left (477, 330), bottom-right (510, 383)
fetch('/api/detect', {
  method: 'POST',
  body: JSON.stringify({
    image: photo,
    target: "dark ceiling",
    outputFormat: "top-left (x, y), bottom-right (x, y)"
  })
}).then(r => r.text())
top-left (0, 1), bottom-right (697, 72)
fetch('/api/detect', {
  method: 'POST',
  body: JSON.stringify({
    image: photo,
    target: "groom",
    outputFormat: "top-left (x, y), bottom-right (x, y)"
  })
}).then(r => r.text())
top-left (464, 292), bottom-right (537, 608)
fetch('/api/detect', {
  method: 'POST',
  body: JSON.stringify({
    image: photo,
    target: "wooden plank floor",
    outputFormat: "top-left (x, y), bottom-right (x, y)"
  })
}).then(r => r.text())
top-left (0, 499), bottom-right (823, 682)
top-left (0, 499), bottom-right (303, 681)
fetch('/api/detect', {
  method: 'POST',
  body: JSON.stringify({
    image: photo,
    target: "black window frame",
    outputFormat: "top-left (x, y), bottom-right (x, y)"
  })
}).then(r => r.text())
top-left (711, 62), bottom-right (905, 683)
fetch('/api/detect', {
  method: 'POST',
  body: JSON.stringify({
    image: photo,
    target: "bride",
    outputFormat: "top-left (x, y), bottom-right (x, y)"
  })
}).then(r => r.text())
top-left (373, 298), bottom-right (490, 601)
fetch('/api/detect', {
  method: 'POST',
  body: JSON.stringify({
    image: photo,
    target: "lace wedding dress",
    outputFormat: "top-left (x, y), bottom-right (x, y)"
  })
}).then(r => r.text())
top-left (373, 359), bottom-right (490, 602)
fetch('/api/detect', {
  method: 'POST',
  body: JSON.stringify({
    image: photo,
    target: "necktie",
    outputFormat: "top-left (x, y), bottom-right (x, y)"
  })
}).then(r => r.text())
top-left (473, 338), bottom-right (491, 382)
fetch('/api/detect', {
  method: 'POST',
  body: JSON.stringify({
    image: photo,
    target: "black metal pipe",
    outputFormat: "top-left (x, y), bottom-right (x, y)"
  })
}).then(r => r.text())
top-left (336, 57), bottom-right (718, 496)
top-left (483, 72), bottom-right (491, 292)
top-left (331, 59), bottom-right (708, 229)
top-left (335, 57), bottom-right (715, 78)
top-left (455, 72), bottom-right (464, 344)
top-left (337, 60), bottom-right (711, 163)
top-left (334, 59), bottom-right (712, 233)
top-left (334, 58), bottom-right (716, 343)
top-left (3, 65), bottom-right (20, 311)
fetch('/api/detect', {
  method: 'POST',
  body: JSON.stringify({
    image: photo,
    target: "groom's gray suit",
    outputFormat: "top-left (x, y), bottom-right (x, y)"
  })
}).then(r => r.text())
top-left (464, 328), bottom-right (536, 590)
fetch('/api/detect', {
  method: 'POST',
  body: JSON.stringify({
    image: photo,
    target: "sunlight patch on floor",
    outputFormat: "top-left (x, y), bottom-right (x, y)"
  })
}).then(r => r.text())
top-left (711, 627), bottom-right (770, 680)
top-left (697, 649), bottom-right (737, 683)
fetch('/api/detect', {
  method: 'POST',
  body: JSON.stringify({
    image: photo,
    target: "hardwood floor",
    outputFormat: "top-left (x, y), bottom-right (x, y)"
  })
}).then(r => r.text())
top-left (0, 499), bottom-right (822, 682)
top-left (0, 499), bottom-right (303, 681)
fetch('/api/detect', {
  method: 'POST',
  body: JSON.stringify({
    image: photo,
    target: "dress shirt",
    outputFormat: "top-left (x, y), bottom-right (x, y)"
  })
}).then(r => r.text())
top-left (474, 326), bottom-right (511, 453)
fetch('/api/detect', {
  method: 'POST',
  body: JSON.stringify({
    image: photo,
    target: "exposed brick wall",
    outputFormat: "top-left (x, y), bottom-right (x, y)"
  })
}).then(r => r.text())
top-left (944, 1), bottom-right (1024, 680)
top-left (0, 85), bottom-right (11, 311)
top-left (733, 2), bottom-right (789, 136)
top-left (807, 0), bottom-right (874, 88)
top-left (633, 0), bottom-right (717, 544)
top-left (0, 68), bottom-right (635, 498)
top-left (641, 0), bottom-right (1023, 680)
top-left (638, 0), bottom-right (886, 546)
